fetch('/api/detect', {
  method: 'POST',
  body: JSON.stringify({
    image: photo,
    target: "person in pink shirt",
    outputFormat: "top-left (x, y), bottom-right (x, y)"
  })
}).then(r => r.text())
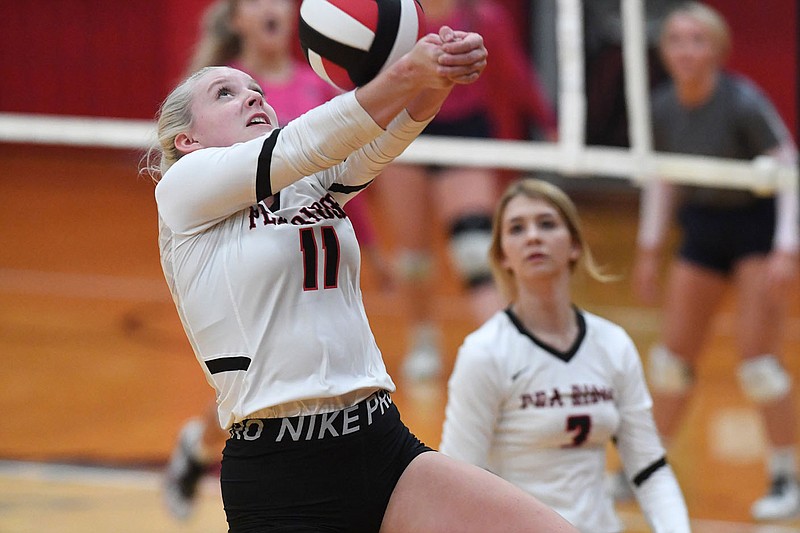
top-left (376, 0), bottom-right (558, 382)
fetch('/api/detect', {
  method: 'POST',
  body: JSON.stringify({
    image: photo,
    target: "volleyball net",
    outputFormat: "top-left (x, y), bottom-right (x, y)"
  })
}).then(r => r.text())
top-left (0, 0), bottom-right (795, 193)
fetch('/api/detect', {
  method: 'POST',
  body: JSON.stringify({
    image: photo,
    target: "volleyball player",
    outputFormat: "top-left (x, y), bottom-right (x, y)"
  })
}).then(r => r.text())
top-left (145, 25), bottom-right (577, 532)
top-left (628, 2), bottom-right (800, 521)
top-left (160, 0), bottom-right (392, 520)
top-left (440, 178), bottom-right (691, 532)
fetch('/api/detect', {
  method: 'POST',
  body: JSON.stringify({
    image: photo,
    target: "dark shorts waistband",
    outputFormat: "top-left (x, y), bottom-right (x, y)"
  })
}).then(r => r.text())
top-left (228, 390), bottom-right (394, 444)
top-left (221, 390), bottom-right (430, 532)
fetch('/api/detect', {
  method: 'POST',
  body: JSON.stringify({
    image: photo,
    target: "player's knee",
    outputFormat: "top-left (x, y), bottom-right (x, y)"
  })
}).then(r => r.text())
top-left (737, 354), bottom-right (792, 403)
top-left (647, 344), bottom-right (693, 394)
top-left (396, 250), bottom-right (433, 283)
top-left (447, 214), bottom-right (493, 288)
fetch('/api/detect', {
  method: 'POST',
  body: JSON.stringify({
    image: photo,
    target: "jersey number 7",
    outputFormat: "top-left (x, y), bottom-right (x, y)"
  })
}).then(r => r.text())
top-left (563, 414), bottom-right (591, 448)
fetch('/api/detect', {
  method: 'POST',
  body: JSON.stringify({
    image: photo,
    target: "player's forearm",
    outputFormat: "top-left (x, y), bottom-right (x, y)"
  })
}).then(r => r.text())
top-left (405, 86), bottom-right (453, 122)
top-left (354, 28), bottom-right (485, 127)
top-left (636, 467), bottom-right (692, 533)
top-left (769, 143), bottom-right (799, 253)
top-left (354, 37), bottom-right (447, 128)
top-left (337, 109), bottom-right (435, 186)
top-left (354, 60), bottom-right (420, 129)
top-left (637, 179), bottom-right (675, 252)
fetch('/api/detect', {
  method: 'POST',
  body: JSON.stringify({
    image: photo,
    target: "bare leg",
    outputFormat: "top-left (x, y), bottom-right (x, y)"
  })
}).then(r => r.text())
top-left (201, 401), bottom-right (228, 461)
top-left (381, 452), bottom-right (576, 532)
top-left (734, 255), bottom-right (800, 519)
top-left (654, 259), bottom-right (727, 439)
top-left (163, 401), bottom-right (226, 520)
top-left (376, 164), bottom-right (441, 379)
top-left (733, 255), bottom-right (796, 446)
top-left (433, 167), bottom-right (505, 323)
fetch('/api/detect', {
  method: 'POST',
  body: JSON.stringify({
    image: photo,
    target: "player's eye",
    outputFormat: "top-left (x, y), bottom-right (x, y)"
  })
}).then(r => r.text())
top-left (538, 218), bottom-right (558, 230)
top-left (507, 222), bottom-right (524, 235)
top-left (216, 86), bottom-right (233, 98)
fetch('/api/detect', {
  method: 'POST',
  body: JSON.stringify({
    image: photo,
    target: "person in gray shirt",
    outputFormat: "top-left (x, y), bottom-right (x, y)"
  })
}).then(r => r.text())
top-left (622, 2), bottom-right (799, 522)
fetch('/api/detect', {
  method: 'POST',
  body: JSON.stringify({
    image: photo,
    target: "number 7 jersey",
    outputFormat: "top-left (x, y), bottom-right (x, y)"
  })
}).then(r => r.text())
top-left (440, 308), bottom-right (667, 532)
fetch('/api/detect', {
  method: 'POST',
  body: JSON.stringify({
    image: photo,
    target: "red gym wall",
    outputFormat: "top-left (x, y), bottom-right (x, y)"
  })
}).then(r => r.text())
top-left (0, 0), bottom-right (213, 120)
top-left (0, 0), bottom-right (796, 136)
top-left (703, 0), bottom-right (797, 137)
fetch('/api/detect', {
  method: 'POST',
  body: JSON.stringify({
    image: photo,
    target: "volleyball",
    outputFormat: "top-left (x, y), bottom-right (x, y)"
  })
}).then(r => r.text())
top-left (298, 0), bottom-right (425, 92)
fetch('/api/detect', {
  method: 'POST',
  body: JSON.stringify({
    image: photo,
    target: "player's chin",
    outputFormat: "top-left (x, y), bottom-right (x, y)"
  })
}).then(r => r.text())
top-left (243, 124), bottom-right (275, 139)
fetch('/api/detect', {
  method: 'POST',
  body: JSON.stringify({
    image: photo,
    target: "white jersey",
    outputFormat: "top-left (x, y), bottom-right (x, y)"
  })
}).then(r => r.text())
top-left (156, 92), bottom-right (430, 429)
top-left (440, 309), bottom-right (690, 533)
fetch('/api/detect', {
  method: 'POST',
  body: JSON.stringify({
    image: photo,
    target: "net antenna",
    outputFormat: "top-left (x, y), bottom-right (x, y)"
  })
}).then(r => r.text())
top-left (0, 0), bottom-right (795, 192)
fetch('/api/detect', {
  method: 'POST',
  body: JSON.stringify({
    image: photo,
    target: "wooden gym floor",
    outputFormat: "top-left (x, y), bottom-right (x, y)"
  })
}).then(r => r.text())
top-left (1, 143), bottom-right (799, 532)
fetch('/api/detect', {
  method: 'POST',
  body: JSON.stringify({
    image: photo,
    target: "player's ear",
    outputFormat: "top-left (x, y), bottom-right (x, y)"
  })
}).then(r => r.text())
top-left (569, 240), bottom-right (582, 263)
top-left (175, 132), bottom-right (202, 155)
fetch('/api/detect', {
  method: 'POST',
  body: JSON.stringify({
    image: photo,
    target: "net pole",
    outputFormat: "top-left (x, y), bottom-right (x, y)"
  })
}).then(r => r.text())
top-left (620, 0), bottom-right (655, 183)
top-left (555, 0), bottom-right (586, 175)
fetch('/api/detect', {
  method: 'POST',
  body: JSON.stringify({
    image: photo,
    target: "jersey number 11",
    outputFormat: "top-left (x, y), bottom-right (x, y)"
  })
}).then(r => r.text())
top-left (299, 226), bottom-right (341, 291)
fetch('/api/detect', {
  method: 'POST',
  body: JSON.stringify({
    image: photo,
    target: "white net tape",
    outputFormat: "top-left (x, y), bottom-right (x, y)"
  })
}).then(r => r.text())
top-left (0, 0), bottom-right (795, 193)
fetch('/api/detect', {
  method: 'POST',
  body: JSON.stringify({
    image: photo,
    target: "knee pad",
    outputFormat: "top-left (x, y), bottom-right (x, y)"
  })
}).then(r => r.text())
top-left (647, 344), bottom-right (693, 394)
top-left (396, 250), bottom-right (433, 283)
top-left (448, 214), bottom-right (493, 288)
top-left (737, 355), bottom-right (792, 403)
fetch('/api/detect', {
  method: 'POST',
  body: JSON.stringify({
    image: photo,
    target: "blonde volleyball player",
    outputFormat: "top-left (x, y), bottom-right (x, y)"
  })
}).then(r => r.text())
top-left (161, 0), bottom-right (391, 520)
top-left (630, 3), bottom-right (800, 521)
top-left (146, 26), bottom-right (576, 532)
top-left (440, 179), bottom-right (690, 532)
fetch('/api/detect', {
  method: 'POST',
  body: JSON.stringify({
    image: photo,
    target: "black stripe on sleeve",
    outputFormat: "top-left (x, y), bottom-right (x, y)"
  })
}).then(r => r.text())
top-left (632, 456), bottom-right (668, 487)
top-left (256, 130), bottom-right (281, 202)
top-left (205, 356), bottom-right (251, 374)
top-left (328, 180), bottom-right (373, 194)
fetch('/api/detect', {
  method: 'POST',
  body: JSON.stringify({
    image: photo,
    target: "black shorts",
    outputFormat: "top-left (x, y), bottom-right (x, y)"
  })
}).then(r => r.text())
top-left (677, 197), bottom-right (776, 275)
top-left (221, 391), bottom-right (432, 532)
top-left (422, 112), bottom-right (492, 139)
top-left (421, 112), bottom-right (492, 175)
